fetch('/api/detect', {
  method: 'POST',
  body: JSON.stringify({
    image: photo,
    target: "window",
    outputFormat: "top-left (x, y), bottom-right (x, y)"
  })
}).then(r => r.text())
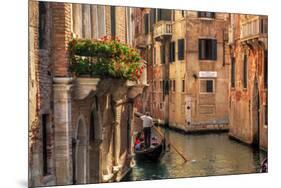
top-left (173, 80), bottom-right (176, 92)
top-left (243, 54), bottom-right (248, 88)
top-left (152, 9), bottom-right (157, 24)
top-left (199, 39), bottom-right (217, 60)
top-left (161, 44), bottom-right (166, 64)
top-left (157, 9), bottom-right (172, 21)
top-left (264, 50), bottom-right (268, 88)
top-left (160, 81), bottom-right (163, 90)
top-left (144, 14), bottom-right (149, 35)
top-left (200, 79), bottom-right (214, 93)
top-left (231, 57), bottom-right (235, 88)
top-left (42, 114), bottom-right (48, 175)
top-left (110, 7), bottom-right (116, 37)
top-left (170, 80), bottom-right (172, 92)
top-left (169, 41), bottom-right (175, 63)
top-left (260, 17), bottom-right (268, 34)
top-left (181, 10), bottom-right (185, 17)
top-left (182, 80), bottom-right (185, 92)
top-left (39, 2), bottom-right (47, 49)
top-left (178, 39), bottom-right (185, 60)
top-left (198, 11), bottom-right (215, 19)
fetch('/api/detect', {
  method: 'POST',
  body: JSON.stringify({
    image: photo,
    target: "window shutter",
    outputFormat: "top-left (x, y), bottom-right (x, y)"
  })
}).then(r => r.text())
top-left (152, 9), bottom-right (156, 24)
top-left (150, 12), bottom-right (154, 32)
top-left (173, 42), bottom-right (175, 61)
top-left (162, 9), bottom-right (172, 21)
top-left (144, 14), bottom-right (149, 35)
top-left (161, 44), bottom-right (165, 64)
top-left (157, 9), bottom-right (161, 21)
top-left (243, 54), bottom-right (248, 88)
top-left (165, 80), bottom-right (169, 94)
top-left (199, 39), bottom-right (205, 60)
top-left (169, 42), bottom-right (175, 62)
top-left (212, 39), bottom-right (217, 60)
top-left (169, 42), bottom-right (172, 62)
top-left (264, 50), bottom-right (268, 88)
top-left (178, 39), bottom-right (185, 60)
top-left (110, 7), bottom-right (116, 37)
top-left (231, 57), bottom-right (236, 88)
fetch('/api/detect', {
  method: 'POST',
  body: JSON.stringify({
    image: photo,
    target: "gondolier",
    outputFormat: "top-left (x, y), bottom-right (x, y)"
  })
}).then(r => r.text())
top-left (140, 112), bottom-right (153, 148)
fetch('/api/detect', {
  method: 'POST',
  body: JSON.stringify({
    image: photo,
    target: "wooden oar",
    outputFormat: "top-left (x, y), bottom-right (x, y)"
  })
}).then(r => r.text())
top-left (152, 125), bottom-right (189, 162)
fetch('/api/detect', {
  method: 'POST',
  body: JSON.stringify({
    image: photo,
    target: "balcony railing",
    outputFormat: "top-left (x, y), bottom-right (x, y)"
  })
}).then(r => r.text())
top-left (153, 21), bottom-right (172, 40)
top-left (240, 16), bottom-right (268, 41)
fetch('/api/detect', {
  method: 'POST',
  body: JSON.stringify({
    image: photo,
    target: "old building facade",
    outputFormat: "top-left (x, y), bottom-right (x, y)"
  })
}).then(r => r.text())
top-left (28, 1), bottom-right (141, 187)
top-left (228, 14), bottom-right (268, 150)
top-left (133, 9), bottom-right (230, 132)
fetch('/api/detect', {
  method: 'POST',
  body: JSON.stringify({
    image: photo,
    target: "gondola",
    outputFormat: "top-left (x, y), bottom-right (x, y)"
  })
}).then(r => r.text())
top-left (134, 139), bottom-right (166, 162)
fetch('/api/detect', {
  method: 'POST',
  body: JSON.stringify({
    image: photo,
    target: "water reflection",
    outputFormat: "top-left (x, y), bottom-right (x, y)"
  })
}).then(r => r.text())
top-left (123, 129), bottom-right (267, 181)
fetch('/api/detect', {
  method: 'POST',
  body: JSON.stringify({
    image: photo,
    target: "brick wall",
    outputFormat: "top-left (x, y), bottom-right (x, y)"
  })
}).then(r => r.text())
top-left (115, 7), bottom-right (126, 43)
top-left (51, 3), bottom-right (72, 77)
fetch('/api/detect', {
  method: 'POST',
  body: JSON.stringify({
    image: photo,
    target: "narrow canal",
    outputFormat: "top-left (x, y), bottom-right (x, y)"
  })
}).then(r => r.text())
top-left (123, 128), bottom-right (267, 181)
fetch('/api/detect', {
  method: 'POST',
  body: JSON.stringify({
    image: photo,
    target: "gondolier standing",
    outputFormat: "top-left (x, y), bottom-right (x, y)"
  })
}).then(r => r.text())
top-left (141, 112), bottom-right (153, 148)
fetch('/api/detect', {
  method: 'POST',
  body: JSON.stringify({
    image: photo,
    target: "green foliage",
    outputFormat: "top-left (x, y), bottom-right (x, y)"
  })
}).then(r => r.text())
top-left (68, 36), bottom-right (144, 81)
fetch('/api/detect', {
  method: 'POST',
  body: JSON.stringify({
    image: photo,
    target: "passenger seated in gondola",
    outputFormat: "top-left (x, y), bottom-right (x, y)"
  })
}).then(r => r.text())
top-left (151, 136), bottom-right (158, 147)
top-left (135, 137), bottom-right (141, 151)
top-left (135, 133), bottom-right (144, 151)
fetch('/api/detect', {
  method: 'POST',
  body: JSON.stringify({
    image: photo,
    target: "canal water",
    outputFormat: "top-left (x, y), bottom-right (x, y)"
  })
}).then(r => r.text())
top-left (123, 128), bottom-right (267, 182)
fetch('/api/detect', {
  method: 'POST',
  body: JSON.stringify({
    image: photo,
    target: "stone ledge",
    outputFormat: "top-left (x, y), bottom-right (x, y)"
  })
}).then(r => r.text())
top-left (74, 77), bottom-right (100, 100)
top-left (74, 77), bottom-right (148, 100)
top-left (41, 174), bottom-right (56, 186)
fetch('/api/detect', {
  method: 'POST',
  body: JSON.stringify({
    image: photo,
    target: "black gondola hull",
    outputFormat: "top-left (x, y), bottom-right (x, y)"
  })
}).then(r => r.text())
top-left (134, 141), bottom-right (165, 162)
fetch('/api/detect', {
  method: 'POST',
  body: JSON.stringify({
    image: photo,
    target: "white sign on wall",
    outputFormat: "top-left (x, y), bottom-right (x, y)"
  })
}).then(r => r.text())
top-left (199, 71), bottom-right (217, 78)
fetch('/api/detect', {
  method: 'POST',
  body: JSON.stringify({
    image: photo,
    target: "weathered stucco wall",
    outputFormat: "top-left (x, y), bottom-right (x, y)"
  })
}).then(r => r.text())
top-left (228, 14), bottom-right (268, 151)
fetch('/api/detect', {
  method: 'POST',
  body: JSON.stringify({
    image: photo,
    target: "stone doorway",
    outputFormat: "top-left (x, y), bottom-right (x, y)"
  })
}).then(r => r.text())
top-left (89, 106), bottom-right (101, 183)
top-left (74, 118), bottom-right (87, 184)
top-left (252, 78), bottom-right (260, 148)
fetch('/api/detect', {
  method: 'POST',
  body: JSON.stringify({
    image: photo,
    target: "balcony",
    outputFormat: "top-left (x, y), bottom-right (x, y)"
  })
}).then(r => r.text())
top-left (153, 21), bottom-right (172, 41)
top-left (240, 16), bottom-right (268, 42)
top-left (134, 34), bottom-right (147, 49)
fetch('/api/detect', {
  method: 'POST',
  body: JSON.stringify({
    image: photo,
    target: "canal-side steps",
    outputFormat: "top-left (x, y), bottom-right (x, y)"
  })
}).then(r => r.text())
top-left (167, 122), bottom-right (229, 134)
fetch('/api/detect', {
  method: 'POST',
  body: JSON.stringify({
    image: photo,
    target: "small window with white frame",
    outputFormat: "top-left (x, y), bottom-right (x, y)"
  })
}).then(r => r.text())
top-left (200, 79), bottom-right (215, 93)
